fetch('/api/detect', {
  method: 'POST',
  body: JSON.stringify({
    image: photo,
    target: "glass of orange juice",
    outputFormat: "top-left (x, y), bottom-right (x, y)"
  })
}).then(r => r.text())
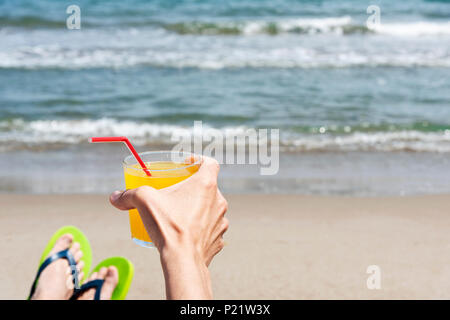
top-left (123, 151), bottom-right (200, 248)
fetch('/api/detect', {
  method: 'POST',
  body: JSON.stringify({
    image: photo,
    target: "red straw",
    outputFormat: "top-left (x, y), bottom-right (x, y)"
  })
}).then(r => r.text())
top-left (90, 136), bottom-right (151, 176)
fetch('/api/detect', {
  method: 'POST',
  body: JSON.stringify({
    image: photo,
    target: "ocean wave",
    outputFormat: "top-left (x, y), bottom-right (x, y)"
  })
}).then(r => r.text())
top-left (162, 19), bottom-right (450, 37)
top-left (1, 15), bottom-right (448, 70)
top-left (1, 118), bottom-right (449, 153)
top-left (376, 21), bottom-right (450, 37)
top-left (0, 45), bottom-right (448, 70)
top-left (164, 16), bottom-right (364, 35)
top-left (164, 18), bottom-right (450, 36)
top-left (0, 16), bottom-right (65, 29)
top-left (3, 14), bottom-right (450, 37)
top-left (285, 131), bottom-right (450, 153)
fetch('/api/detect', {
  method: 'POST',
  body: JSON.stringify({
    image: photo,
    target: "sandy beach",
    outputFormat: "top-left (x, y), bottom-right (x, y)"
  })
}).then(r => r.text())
top-left (1, 193), bottom-right (450, 300)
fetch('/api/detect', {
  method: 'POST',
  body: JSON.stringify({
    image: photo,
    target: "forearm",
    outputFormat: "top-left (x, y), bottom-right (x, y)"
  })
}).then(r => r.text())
top-left (160, 246), bottom-right (212, 300)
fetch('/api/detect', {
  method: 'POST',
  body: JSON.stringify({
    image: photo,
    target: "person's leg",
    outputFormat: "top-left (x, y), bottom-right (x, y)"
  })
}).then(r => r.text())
top-left (76, 266), bottom-right (118, 300)
top-left (31, 234), bottom-right (84, 300)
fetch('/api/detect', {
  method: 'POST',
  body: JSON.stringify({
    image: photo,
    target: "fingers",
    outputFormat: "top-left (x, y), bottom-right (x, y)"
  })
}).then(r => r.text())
top-left (196, 156), bottom-right (220, 181)
top-left (221, 217), bottom-right (229, 234)
top-left (208, 191), bottom-right (228, 237)
top-left (205, 236), bottom-right (226, 267)
top-left (110, 156), bottom-right (220, 212)
top-left (184, 155), bottom-right (198, 165)
top-left (217, 190), bottom-right (228, 215)
top-left (211, 216), bottom-right (229, 242)
top-left (109, 190), bottom-right (133, 210)
top-left (109, 186), bottom-right (156, 211)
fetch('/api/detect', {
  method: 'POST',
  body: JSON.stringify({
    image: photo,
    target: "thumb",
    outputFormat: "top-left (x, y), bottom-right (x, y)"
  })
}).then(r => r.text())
top-left (109, 189), bottom-right (137, 211)
top-left (110, 186), bottom-right (157, 211)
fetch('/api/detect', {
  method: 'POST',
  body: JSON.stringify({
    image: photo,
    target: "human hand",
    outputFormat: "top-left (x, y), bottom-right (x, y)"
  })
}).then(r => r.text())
top-left (109, 156), bottom-right (228, 299)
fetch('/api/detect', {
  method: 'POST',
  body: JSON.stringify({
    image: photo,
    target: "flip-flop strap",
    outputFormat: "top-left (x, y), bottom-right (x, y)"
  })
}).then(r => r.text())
top-left (70, 279), bottom-right (104, 300)
top-left (28, 248), bottom-right (79, 300)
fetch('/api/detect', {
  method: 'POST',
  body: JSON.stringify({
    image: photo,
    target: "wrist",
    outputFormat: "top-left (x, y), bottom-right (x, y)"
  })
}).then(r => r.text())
top-left (160, 241), bottom-right (204, 267)
top-left (159, 243), bottom-right (212, 300)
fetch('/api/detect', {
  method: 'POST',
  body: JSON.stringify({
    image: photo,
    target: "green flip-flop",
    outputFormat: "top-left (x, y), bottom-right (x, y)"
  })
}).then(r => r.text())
top-left (71, 257), bottom-right (134, 300)
top-left (28, 225), bottom-right (93, 299)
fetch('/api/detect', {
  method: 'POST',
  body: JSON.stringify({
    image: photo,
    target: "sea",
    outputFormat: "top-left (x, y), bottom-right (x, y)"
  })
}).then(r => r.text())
top-left (0, 0), bottom-right (449, 195)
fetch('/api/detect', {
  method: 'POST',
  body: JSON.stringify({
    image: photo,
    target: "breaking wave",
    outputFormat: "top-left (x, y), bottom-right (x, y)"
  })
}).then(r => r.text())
top-left (1, 118), bottom-right (449, 153)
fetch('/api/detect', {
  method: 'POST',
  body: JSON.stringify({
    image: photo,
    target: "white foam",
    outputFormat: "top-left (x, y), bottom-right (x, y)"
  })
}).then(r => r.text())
top-left (0, 45), bottom-right (448, 70)
top-left (376, 21), bottom-right (450, 36)
top-left (287, 131), bottom-right (450, 153)
top-left (242, 16), bottom-right (353, 35)
top-left (1, 118), bottom-right (449, 153)
top-left (0, 17), bottom-right (449, 70)
top-left (173, 18), bottom-right (450, 37)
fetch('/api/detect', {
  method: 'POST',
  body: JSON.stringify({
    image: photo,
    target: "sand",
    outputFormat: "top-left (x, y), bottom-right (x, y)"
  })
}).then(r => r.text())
top-left (1, 193), bottom-right (450, 300)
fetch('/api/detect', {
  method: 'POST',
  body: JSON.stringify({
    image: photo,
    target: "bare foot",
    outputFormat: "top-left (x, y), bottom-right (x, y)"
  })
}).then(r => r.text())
top-left (77, 266), bottom-right (119, 300)
top-left (31, 234), bottom-right (84, 300)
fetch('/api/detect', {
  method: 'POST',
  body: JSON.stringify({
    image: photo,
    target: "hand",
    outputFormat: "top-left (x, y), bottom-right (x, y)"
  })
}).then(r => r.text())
top-left (109, 156), bottom-right (229, 299)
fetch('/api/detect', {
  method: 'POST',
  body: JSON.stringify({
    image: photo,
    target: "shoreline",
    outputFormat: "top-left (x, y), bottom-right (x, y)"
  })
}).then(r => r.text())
top-left (2, 193), bottom-right (450, 299)
top-left (2, 148), bottom-right (450, 196)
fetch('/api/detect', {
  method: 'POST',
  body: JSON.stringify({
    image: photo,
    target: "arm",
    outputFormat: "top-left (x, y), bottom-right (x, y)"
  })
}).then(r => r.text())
top-left (109, 156), bottom-right (228, 299)
top-left (160, 246), bottom-right (212, 299)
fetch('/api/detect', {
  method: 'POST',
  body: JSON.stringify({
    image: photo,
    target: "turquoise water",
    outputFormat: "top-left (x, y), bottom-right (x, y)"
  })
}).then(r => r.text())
top-left (0, 0), bottom-right (449, 194)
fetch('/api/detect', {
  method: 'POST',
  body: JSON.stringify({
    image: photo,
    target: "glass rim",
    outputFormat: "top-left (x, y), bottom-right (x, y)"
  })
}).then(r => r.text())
top-left (123, 150), bottom-right (201, 173)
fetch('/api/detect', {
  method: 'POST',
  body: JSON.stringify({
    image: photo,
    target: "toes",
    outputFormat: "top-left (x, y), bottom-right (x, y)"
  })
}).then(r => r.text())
top-left (77, 260), bottom-right (85, 272)
top-left (77, 272), bottom-right (98, 300)
top-left (76, 260), bottom-right (85, 281)
top-left (98, 267), bottom-right (108, 280)
top-left (73, 250), bottom-right (83, 263)
top-left (50, 234), bottom-right (73, 255)
top-left (77, 271), bottom-right (84, 286)
top-left (69, 242), bottom-right (82, 261)
top-left (64, 259), bottom-right (85, 290)
top-left (100, 266), bottom-right (119, 300)
top-left (70, 241), bottom-right (80, 253)
top-left (76, 267), bottom-right (119, 300)
top-left (89, 272), bottom-right (98, 282)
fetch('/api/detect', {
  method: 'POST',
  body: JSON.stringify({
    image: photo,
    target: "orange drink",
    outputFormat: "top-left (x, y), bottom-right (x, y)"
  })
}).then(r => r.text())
top-left (123, 151), bottom-right (200, 248)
